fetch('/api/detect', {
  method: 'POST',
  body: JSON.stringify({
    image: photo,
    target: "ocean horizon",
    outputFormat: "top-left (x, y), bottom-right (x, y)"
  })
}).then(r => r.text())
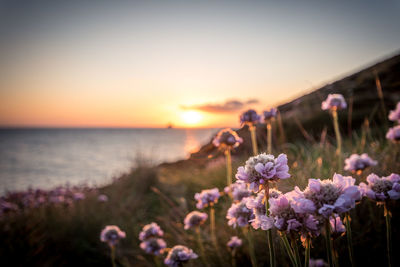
top-left (0, 127), bottom-right (219, 194)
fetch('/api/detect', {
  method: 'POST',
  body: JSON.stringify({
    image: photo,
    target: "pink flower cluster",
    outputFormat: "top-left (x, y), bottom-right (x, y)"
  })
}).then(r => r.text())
top-left (263, 108), bottom-right (278, 121)
top-left (139, 222), bottom-right (164, 241)
top-left (139, 222), bottom-right (166, 256)
top-left (226, 198), bottom-right (255, 228)
top-left (245, 189), bottom-right (282, 230)
top-left (164, 245), bottom-right (198, 267)
top-left (227, 236), bottom-right (243, 249)
top-left (236, 153), bottom-right (290, 192)
top-left (330, 215), bottom-right (346, 238)
top-left (321, 94), bottom-right (347, 111)
top-left (265, 192), bottom-right (321, 239)
top-left (224, 181), bottom-right (252, 202)
top-left (183, 211), bottom-right (208, 230)
top-left (194, 188), bottom-right (220, 209)
top-left (386, 125), bottom-right (400, 143)
top-left (301, 174), bottom-right (361, 218)
top-left (212, 128), bottom-right (243, 149)
top-left (359, 173), bottom-right (400, 201)
top-left (140, 238), bottom-right (167, 256)
top-left (100, 225), bottom-right (126, 247)
top-left (240, 109), bottom-right (261, 125)
top-left (388, 102), bottom-right (400, 123)
top-left (344, 153), bottom-right (377, 173)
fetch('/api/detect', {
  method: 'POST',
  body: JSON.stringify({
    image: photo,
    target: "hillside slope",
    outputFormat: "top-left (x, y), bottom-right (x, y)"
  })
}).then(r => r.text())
top-left (181, 53), bottom-right (400, 165)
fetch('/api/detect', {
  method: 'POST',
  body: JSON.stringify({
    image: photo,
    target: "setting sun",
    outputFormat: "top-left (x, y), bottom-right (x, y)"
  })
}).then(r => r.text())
top-left (181, 110), bottom-right (203, 125)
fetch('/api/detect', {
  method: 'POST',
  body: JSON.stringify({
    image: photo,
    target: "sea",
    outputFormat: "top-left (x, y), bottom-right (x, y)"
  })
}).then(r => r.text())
top-left (0, 128), bottom-right (218, 195)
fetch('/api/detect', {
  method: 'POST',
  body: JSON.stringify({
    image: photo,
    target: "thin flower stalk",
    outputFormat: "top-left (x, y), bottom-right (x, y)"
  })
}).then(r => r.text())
top-left (225, 148), bottom-right (233, 186)
top-left (280, 233), bottom-right (298, 267)
top-left (154, 256), bottom-right (162, 267)
top-left (111, 245), bottom-right (116, 267)
top-left (210, 206), bottom-right (223, 265)
top-left (344, 212), bottom-right (355, 267)
top-left (242, 227), bottom-right (258, 267)
top-left (304, 237), bottom-right (311, 267)
top-left (263, 184), bottom-right (276, 267)
top-left (249, 125), bottom-right (258, 155)
top-left (267, 122), bottom-right (272, 154)
top-left (291, 237), bottom-right (302, 267)
top-left (231, 249), bottom-right (237, 267)
top-left (227, 236), bottom-right (242, 267)
top-left (324, 220), bottom-right (334, 267)
top-left (195, 227), bottom-right (208, 267)
top-left (384, 202), bottom-right (392, 267)
top-left (332, 109), bottom-right (342, 170)
top-left (263, 108), bottom-right (277, 153)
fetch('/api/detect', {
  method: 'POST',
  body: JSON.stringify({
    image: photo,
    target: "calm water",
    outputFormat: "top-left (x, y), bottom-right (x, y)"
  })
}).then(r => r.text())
top-left (0, 128), bottom-right (217, 194)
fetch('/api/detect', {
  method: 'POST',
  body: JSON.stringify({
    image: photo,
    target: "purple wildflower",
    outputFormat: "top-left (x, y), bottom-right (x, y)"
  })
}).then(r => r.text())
top-left (227, 236), bottom-right (243, 249)
top-left (225, 181), bottom-right (252, 202)
top-left (194, 188), bottom-right (220, 209)
top-left (73, 192), bottom-right (85, 201)
top-left (240, 109), bottom-right (261, 125)
top-left (164, 245), bottom-right (198, 267)
top-left (330, 215), bottom-right (346, 238)
top-left (267, 193), bottom-right (321, 238)
top-left (321, 94), bottom-right (347, 111)
top-left (344, 153), bottom-right (377, 173)
top-left (263, 108), bottom-right (278, 121)
top-left (302, 174), bottom-right (361, 218)
top-left (359, 173), bottom-right (400, 201)
top-left (184, 211), bottom-right (208, 230)
top-left (0, 200), bottom-right (19, 215)
top-left (98, 194), bottom-right (109, 202)
top-left (226, 198), bottom-right (255, 228)
top-left (386, 125), bottom-right (400, 143)
top-left (139, 222), bottom-right (164, 241)
top-left (388, 102), bottom-right (400, 123)
top-left (212, 128), bottom-right (243, 149)
top-left (236, 153), bottom-right (290, 192)
top-left (246, 189), bottom-right (282, 230)
top-left (309, 259), bottom-right (327, 267)
top-left (140, 237), bottom-right (167, 255)
top-left (100, 225), bottom-right (126, 247)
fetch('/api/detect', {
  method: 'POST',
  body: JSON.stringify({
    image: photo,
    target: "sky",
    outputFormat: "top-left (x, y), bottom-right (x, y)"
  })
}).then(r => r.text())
top-left (0, 0), bottom-right (399, 128)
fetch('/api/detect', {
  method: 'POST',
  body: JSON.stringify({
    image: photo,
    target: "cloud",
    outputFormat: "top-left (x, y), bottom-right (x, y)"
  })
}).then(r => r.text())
top-left (181, 99), bottom-right (260, 113)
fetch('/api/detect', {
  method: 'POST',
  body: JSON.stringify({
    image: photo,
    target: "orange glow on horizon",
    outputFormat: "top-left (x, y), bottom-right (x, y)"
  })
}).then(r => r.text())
top-left (181, 110), bottom-right (203, 126)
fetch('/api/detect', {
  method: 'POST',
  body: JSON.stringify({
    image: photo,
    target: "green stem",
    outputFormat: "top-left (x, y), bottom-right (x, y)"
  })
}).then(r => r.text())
top-left (264, 183), bottom-right (276, 267)
top-left (332, 237), bottom-right (339, 267)
top-left (332, 109), bottom-right (342, 171)
top-left (231, 249), bottom-right (237, 267)
top-left (210, 206), bottom-right (223, 265)
top-left (154, 255), bottom-right (162, 267)
top-left (384, 203), bottom-right (392, 267)
top-left (248, 230), bottom-right (258, 267)
top-left (291, 237), bottom-right (302, 267)
top-left (304, 237), bottom-right (311, 267)
top-left (344, 212), bottom-right (356, 267)
top-left (196, 226), bottom-right (208, 266)
top-left (249, 125), bottom-right (258, 156)
top-left (281, 234), bottom-right (297, 267)
top-left (267, 122), bottom-right (272, 154)
top-left (225, 148), bottom-right (232, 187)
top-left (110, 245), bottom-right (116, 267)
top-left (325, 220), bottom-right (333, 267)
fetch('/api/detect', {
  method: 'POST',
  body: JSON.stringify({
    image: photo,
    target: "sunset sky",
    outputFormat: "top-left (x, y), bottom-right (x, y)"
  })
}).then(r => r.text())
top-left (1, 0), bottom-right (399, 128)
